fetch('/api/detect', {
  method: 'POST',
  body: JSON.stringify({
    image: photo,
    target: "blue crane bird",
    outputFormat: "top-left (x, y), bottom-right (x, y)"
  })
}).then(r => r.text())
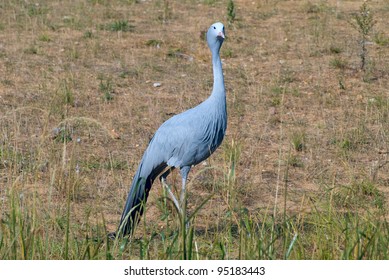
top-left (117, 22), bottom-right (227, 237)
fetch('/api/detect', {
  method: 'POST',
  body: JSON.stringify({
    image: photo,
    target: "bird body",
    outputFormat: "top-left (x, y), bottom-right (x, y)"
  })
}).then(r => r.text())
top-left (118, 22), bottom-right (226, 236)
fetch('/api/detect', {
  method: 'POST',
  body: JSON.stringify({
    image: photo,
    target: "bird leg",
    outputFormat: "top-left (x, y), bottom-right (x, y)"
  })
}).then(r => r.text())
top-left (160, 169), bottom-right (182, 215)
top-left (159, 166), bottom-right (191, 230)
top-left (161, 177), bottom-right (181, 214)
top-left (179, 166), bottom-right (191, 231)
top-left (161, 177), bottom-right (190, 230)
top-left (180, 177), bottom-right (187, 209)
top-left (179, 177), bottom-right (191, 232)
top-left (179, 166), bottom-right (191, 208)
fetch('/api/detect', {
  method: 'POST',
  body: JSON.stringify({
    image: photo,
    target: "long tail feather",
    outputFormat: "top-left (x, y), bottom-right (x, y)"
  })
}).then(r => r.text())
top-left (118, 170), bottom-right (149, 236)
top-left (118, 158), bottom-right (167, 237)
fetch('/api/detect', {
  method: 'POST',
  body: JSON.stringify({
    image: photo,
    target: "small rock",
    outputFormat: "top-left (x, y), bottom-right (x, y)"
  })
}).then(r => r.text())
top-left (110, 129), bottom-right (121, 139)
top-left (153, 82), bottom-right (161, 87)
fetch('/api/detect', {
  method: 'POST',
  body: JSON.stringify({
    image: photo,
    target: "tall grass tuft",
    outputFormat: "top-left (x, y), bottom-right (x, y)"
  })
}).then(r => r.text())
top-left (227, 0), bottom-right (236, 25)
top-left (351, 1), bottom-right (375, 72)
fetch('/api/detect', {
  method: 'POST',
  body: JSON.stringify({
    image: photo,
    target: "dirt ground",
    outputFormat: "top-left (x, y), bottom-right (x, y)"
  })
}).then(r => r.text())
top-left (1, 0), bottom-right (389, 237)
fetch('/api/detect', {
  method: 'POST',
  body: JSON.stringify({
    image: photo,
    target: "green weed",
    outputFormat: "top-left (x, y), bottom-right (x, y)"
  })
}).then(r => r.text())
top-left (332, 181), bottom-right (385, 211)
top-left (351, 1), bottom-right (376, 71)
top-left (227, 0), bottom-right (236, 24)
top-left (329, 45), bottom-right (342, 54)
top-left (146, 39), bottom-right (163, 47)
top-left (330, 58), bottom-right (348, 69)
top-left (38, 34), bottom-right (51, 42)
top-left (105, 20), bottom-right (134, 32)
top-left (373, 32), bottom-right (389, 47)
top-left (290, 131), bottom-right (306, 152)
top-left (157, 0), bottom-right (172, 23)
top-left (83, 30), bottom-right (94, 39)
top-left (98, 77), bottom-right (114, 101)
top-left (27, 3), bottom-right (48, 17)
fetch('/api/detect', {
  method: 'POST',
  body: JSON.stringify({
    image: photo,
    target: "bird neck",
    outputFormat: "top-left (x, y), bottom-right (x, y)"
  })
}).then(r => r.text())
top-left (211, 48), bottom-right (225, 99)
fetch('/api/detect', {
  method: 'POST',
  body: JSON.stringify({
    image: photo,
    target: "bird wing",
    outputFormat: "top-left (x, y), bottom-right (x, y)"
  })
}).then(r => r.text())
top-left (145, 101), bottom-right (226, 169)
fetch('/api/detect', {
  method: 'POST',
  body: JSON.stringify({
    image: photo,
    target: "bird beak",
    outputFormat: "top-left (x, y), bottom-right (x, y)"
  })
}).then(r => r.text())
top-left (217, 31), bottom-right (225, 39)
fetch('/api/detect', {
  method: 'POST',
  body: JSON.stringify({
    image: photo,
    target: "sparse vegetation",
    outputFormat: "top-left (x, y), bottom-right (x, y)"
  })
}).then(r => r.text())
top-left (351, 1), bottom-right (376, 72)
top-left (227, 0), bottom-right (236, 24)
top-left (83, 30), bottom-right (93, 39)
top-left (157, 0), bottom-right (173, 23)
top-left (373, 32), bottom-right (389, 47)
top-left (330, 57), bottom-right (348, 69)
top-left (39, 34), bottom-right (51, 42)
top-left (105, 20), bottom-right (134, 32)
top-left (98, 77), bottom-right (114, 101)
top-left (290, 131), bottom-right (306, 152)
top-left (0, 0), bottom-right (388, 260)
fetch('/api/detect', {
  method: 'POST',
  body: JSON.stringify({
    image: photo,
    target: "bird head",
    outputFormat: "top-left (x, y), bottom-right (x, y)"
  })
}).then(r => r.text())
top-left (207, 22), bottom-right (225, 51)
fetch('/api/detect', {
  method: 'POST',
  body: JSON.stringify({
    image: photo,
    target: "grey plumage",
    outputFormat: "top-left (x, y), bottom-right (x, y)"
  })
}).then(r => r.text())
top-left (117, 22), bottom-right (227, 237)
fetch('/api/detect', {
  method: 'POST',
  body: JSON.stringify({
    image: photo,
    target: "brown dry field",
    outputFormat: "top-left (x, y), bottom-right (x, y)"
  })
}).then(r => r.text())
top-left (1, 0), bottom-right (389, 245)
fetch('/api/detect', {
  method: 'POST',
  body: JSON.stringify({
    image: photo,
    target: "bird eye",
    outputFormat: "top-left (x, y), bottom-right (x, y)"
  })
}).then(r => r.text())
top-left (213, 26), bottom-right (216, 29)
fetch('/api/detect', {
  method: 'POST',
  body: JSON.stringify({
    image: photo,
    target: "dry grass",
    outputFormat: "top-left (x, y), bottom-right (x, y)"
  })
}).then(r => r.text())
top-left (1, 0), bottom-right (389, 259)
